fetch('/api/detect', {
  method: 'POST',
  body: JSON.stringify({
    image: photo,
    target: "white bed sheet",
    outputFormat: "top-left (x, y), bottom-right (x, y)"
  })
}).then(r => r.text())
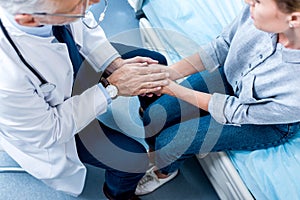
top-left (135, 0), bottom-right (300, 199)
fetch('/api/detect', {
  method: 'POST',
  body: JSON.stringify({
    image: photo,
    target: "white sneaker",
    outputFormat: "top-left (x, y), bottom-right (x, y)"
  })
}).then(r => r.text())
top-left (135, 166), bottom-right (178, 195)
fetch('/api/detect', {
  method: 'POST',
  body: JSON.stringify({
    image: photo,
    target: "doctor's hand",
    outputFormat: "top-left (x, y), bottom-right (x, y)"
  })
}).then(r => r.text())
top-left (122, 56), bottom-right (159, 65)
top-left (138, 64), bottom-right (180, 97)
top-left (105, 57), bottom-right (159, 75)
top-left (107, 63), bottom-right (170, 96)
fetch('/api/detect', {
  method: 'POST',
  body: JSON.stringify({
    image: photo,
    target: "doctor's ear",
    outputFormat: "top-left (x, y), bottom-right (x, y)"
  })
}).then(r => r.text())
top-left (14, 14), bottom-right (40, 27)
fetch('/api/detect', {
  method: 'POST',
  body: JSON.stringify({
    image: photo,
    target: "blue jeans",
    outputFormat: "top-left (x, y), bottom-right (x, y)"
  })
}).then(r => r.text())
top-left (143, 68), bottom-right (300, 175)
top-left (76, 44), bottom-right (167, 199)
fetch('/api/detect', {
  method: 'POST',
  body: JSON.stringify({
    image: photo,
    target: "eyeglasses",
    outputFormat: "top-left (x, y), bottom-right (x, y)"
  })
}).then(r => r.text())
top-left (32, 0), bottom-right (108, 29)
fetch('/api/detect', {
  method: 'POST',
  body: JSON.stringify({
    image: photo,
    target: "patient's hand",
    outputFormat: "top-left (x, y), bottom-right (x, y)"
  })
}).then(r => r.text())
top-left (145, 79), bottom-right (177, 97)
top-left (147, 64), bottom-right (180, 81)
top-left (160, 80), bottom-right (178, 97)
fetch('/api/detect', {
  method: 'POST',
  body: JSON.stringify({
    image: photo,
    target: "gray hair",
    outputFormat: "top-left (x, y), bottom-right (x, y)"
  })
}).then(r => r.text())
top-left (0, 0), bottom-right (50, 15)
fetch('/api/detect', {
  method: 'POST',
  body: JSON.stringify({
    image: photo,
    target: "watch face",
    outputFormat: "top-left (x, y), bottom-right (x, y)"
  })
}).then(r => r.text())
top-left (106, 85), bottom-right (118, 99)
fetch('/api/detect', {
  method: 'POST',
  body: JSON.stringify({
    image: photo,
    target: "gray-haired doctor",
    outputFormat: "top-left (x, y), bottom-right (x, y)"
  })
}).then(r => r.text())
top-left (0, 0), bottom-right (169, 199)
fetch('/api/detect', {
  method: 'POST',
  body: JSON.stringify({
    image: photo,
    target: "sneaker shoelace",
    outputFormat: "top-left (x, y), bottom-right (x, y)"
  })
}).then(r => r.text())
top-left (137, 170), bottom-right (160, 189)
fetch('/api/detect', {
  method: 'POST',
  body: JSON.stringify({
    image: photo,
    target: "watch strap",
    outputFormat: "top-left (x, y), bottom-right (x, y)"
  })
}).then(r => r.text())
top-left (100, 77), bottom-right (110, 88)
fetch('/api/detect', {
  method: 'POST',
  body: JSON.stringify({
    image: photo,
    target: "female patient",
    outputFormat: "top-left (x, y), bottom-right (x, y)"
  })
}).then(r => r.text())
top-left (136, 0), bottom-right (300, 195)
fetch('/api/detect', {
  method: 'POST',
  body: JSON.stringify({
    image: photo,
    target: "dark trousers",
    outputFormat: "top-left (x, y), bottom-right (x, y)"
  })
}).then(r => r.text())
top-left (75, 43), bottom-right (167, 199)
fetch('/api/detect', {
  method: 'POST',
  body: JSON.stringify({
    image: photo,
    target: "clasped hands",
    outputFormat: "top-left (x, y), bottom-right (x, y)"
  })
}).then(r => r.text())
top-left (107, 56), bottom-right (175, 97)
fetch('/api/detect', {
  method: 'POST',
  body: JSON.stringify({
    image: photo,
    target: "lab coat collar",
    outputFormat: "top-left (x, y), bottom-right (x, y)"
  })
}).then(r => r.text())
top-left (6, 14), bottom-right (52, 38)
top-left (0, 7), bottom-right (53, 41)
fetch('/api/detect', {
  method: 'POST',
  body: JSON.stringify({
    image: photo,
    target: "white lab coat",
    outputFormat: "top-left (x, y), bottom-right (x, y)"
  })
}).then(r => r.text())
top-left (0, 8), bottom-right (120, 196)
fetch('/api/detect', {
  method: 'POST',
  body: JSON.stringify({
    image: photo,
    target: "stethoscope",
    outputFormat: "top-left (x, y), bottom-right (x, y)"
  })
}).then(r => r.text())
top-left (0, 19), bottom-right (56, 93)
top-left (0, 0), bottom-right (108, 93)
top-left (83, 0), bottom-right (108, 29)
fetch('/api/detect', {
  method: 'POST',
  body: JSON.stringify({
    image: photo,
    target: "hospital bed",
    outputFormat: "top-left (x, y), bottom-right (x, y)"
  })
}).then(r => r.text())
top-left (128, 0), bottom-right (300, 199)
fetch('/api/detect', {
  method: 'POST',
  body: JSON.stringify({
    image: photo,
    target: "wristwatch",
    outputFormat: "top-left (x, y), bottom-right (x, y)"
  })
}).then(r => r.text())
top-left (100, 77), bottom-right (118, 99)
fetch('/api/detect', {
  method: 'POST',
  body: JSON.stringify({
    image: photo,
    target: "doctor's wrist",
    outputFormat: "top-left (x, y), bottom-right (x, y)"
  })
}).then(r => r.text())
top-left (105, 57), bottom-right (123, 75)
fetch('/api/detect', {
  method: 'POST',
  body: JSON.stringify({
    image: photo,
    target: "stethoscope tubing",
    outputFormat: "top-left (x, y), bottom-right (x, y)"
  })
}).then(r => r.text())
top-left (0, 19), bottom-right (56, 93)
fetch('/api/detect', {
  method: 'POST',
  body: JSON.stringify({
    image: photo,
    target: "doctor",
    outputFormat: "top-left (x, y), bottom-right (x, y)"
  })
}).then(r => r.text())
top-left (0, 0), bottom-right (169, 199)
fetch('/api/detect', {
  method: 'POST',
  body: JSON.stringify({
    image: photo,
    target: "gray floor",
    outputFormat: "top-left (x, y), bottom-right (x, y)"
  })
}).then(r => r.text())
top-left (0, 152), bottom-right (219, 200)
top-left (82, 156), bottom-right (219, 200)
top-left (90, 0), bottom-right (143, 47)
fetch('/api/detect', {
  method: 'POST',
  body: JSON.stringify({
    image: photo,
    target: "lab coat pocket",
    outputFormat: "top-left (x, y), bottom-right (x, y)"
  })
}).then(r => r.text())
top-left (34, 83), bottom-right (54, 102)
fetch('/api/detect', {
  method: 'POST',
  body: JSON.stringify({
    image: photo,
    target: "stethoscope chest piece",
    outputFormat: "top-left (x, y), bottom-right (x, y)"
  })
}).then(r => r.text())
top-left (40, 83), bottom-right (56, 93)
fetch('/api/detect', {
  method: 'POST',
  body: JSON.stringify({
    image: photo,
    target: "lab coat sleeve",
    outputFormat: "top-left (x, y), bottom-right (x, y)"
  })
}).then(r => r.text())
top-left (71, 12), bottom-right (120, 73)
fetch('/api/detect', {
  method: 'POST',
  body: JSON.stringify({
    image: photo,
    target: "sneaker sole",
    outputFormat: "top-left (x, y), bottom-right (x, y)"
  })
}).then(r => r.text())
top-left (135, 170), bottom-right (179, 196)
